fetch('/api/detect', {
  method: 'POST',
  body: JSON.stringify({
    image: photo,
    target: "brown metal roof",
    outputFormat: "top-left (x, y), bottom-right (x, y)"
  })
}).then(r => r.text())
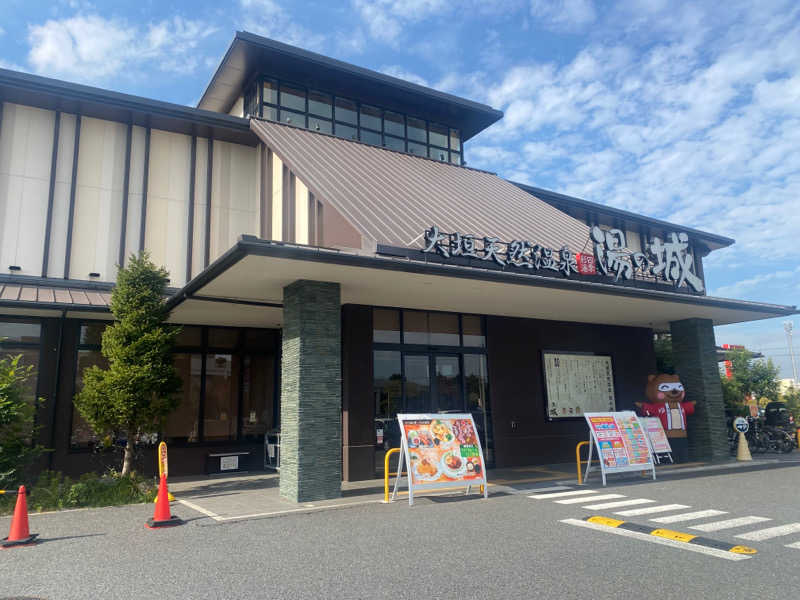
top-left (251, 119), bottom-right (592, 252)
top-left (0, 282), bottom-right (112, 310)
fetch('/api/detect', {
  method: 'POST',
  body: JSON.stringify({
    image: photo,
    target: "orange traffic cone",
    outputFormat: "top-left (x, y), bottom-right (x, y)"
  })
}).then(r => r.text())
top-left (2, 486), bottom-right (37, 548)
top-left (145, 474), bottom-right (182, 529)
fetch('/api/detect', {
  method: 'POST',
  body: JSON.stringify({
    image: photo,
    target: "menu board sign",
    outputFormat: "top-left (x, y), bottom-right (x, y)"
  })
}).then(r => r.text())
top-left (391, 414), bottom-right (488, 505)
top-left (583, 411), bottom-right (655, 485)
top-left (641, 417), bottom-right (672, 455)
top-left (543, 352), bottom-right (615, 419)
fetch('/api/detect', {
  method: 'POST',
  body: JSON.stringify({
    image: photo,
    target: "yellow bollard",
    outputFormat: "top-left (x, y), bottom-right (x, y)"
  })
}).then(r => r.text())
top-left (575, 441), bottom-right (589, 484)
top-left (384, 448), bottom-right (402, 503)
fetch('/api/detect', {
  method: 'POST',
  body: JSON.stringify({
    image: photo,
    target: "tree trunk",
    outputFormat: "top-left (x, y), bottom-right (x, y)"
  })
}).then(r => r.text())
top-left (121, 431), bottom-right (134, 476)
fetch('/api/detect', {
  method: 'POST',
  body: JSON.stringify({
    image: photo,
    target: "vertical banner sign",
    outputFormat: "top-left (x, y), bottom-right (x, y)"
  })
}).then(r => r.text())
top-left (391, 414), bottom-right (488, 506)
top-left (158, 441), bottom-right (168, 479)
top-left (583, 411), bottom-right (655, 485)
top-left (641, 417), bottom-right (673, 461)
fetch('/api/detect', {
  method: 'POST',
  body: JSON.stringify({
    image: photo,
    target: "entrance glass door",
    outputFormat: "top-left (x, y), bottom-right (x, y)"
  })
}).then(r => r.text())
top-left (433, 355), bottom-right (463, 412)
top-left (403, 354), bottom-right (430, 413)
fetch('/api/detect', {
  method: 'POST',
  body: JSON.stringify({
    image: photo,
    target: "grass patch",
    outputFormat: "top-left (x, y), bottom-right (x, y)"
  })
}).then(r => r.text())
top-left (0, 470), bottom-right (157, 515)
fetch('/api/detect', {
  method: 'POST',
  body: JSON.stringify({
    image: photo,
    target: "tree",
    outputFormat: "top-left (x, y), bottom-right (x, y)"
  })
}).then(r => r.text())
top-left (0, 354), bottom-right (42, 487)
top-left (782, 387), bottom-right (800, 423)
top-left (724, 348), bottom-right (780, 403)
top-left (653, 335), bottom-right (675, 374)
top-left (74, 253), bottom-right (181, 476)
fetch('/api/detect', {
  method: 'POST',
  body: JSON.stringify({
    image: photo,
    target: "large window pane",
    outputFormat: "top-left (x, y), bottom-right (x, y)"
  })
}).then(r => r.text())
top-left (464, 353), bottom-right (492, 459)
top-left (450, 128), bottom-right (461, 151)
top-left (279, 84), bottom-right (306, 111)
top-left (335, 122), bottom-right (358, 140)
top-left (175, 325), bottom-right (202, 347)
top-left (429, 147), bottom-right (448, 162)
top-left (209, 328), bottom-right (239, 349)
top-left (373, 308), bottom-right (400, 343)
top-left (384, 135), bottom-right (405, 151)
top-left (308, 90), bottom-right (332, 118)
top-left (279, 109), bottom-right (306, 128)
top-left (403, 310), bottom-right (428, 345)
top-left (263, 79), bottom-right (278, 105)
top-left (462, 315), bottom-right (485, 347)
top-left (429, 313), bottom-right (459, 346)
top-left (0, 348), bottom-right (39, 406)
top-left (263, 106), bottom-right (278, 121)
top-left (429, 123), bottom-right (448, 148)
top-left (71, 350), bottom-right (107, 447)
top-left (403, 354), bottom-right (430, 413)
top-left (407, 117), bottom-right (427, 143)
top-left (384, 111), bottom-right (405, 137)
top-left (450, 151), bottom-right (461, 166)
top-left (241, 355), bottom-right (274, 441)
top-left (374, 351), bottom-right (401, 420)
top-left (79, 322), bottom-right (105, 345)
top-left (335, 97), bottom-right (358, 125)
top-left (244, 329), bottom-right (277, 352)
top-left (0, 322), bottom-right (41, 344)
top-left (203, 354), bottom-right (240, 441)
top-left (359, 129), bottom-right (382, 146)
top-left (165, 353), bottom-right (201, 443)
top-left (308, 116), bottom-right (332, 134)
top-left (360, 105), bottom-right (382, 131)
top-left (407, 141), bottom-right (427, 156)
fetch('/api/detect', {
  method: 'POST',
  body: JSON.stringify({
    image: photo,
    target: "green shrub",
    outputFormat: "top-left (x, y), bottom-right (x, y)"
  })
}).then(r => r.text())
top-left (0, 353), bottom-right (44, 487)
top-left (0, 470), bottom-right (157, 515)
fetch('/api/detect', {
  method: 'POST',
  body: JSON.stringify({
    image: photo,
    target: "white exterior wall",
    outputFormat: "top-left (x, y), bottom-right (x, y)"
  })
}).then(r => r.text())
top-left (271, 154), bottom-right (283, 240)
top-left (192, 138), bottom-right (209, 278)
top-left (69, 116), bottom-right (126, 281)
top-left (145, 129), bottom-right (191, 287)
top-left (122, 125), bottom-right (147, 267)
top-left (229, 96), bottom-right (244, 118)
top-left (0, 103), bottom-right (55, 276)
top-left (209, 140), bottom-right (259, 261)
top-left (294, 178), bottom-right (309, 244)
top-left (46, 113), bottom-right (77, 278)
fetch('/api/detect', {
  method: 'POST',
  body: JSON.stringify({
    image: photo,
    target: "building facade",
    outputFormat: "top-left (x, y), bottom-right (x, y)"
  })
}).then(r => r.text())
top-left (0, 32), bottom-right (795, 501)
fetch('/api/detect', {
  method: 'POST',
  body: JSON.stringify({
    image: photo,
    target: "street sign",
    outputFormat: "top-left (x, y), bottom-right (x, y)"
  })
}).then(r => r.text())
top-left (733, 417), bottom-right (749, 434)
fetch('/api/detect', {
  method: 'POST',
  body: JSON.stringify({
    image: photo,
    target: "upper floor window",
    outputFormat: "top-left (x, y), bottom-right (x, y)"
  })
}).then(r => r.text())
top-left (253, 76), bottom-right (464, 164)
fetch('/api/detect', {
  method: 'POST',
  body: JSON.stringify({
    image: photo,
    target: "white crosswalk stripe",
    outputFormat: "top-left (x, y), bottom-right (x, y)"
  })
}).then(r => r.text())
top-left (556, 493), bottom-right (625, 505)
top-left (518, 486), bottom-right (573, 494)
top-left (784, 541), bottom-right (800, 549)
top-left (529, 490), bottom-right (599, 500)
top-left (735, 523), bottom-right (800, 541)
top-left (650, 510), bottom-right (728, 524)
top-left (583, 498), bottom-right (655, 510)
top-left (614, 504), bottom-right (689, 516)
top-left (690, 516), bottom-right (771, 532)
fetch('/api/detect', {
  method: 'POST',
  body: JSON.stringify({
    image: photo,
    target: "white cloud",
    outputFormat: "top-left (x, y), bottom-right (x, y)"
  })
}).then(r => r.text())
top-left (530, 0), bottom-right (596, 31)
top-left (27, 15), bottom-right (217, 82)
top-left (0, 26), bottom-right (5, 36)
top-left (240, 0), bottom-right (325, 51)
top-left (351, 0), bottom-right (452, 44)
top-left (711, 266), bottom-right (800, 299)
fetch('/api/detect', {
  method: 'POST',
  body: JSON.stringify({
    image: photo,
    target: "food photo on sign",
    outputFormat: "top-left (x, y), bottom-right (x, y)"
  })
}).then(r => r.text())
top-left (402, 417), bottom-right (484, 485)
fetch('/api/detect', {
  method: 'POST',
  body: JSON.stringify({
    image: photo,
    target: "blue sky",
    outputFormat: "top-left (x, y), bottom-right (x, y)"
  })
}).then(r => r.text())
top-left (1, 0), bottom-right (799, 378)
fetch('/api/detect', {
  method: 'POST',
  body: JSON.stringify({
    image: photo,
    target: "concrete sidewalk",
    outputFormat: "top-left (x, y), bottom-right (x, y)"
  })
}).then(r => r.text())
top-left (163, 454), bottom-right (800, 522)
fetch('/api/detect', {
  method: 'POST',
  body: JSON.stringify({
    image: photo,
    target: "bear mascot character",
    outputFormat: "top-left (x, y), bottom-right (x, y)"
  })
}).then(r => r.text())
top-left (635, 374), bottom-right (695, 463)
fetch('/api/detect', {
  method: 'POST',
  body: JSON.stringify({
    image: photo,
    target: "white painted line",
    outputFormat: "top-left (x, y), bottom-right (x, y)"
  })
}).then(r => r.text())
top-left (518, 486), bottom-right (573, 494)
top-left (177, 499), bottom-right (222, 521)
top-left (736, 523), bottom-right (800, 541)
top-left (784, 541), bottom-right (800, 549)
top-left (690, 516), bottom-right (772, 532)
top-left (556, 493), bottom-right (625, 505)
top-left (216, 499), bottom-right (382, 521)
top-left (651, 510), bottom-right (728, 524)
top-left (559, 519), bottom-right (751, 561)
top-left (584, 498), bottom-right (656, 510)
top-left (614, 504), bottom-right (690, 516)
top-left (529, 490), bottom-right (599, 500)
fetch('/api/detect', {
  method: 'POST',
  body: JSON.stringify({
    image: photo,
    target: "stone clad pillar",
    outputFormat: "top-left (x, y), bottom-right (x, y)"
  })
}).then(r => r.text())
top-left (670, 318), bottom-right (728, 462)
top-left (280, 280), bottom-right (342, 502)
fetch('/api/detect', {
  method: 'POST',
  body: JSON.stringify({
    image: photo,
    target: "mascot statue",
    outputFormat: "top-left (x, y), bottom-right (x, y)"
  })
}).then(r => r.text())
top-left (635, 374), bottom-right (695, 463)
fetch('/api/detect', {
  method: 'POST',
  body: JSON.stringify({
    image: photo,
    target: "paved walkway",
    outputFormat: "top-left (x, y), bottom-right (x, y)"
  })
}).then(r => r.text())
top-left (164, 455), bottom-right (800, 522)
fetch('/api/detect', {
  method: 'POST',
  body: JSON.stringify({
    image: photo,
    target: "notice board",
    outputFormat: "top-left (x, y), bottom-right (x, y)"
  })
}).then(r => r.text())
top-left (391, 414), bottom-right (488, 505)
top-left (641, 417), bottom-right (672, 455)
top-left (543, 352), bottom-right (615, 419)
top-left (583, 411), bottom-right (655, 485)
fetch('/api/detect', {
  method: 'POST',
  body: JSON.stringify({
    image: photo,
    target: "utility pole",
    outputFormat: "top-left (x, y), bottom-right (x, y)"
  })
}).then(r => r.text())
top-left (785, 321), bottom-right (799, 385)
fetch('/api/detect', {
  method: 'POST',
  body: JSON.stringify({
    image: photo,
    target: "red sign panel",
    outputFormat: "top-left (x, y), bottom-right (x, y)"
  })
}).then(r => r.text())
top-left (576, 253), bottom-right (597, 275)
